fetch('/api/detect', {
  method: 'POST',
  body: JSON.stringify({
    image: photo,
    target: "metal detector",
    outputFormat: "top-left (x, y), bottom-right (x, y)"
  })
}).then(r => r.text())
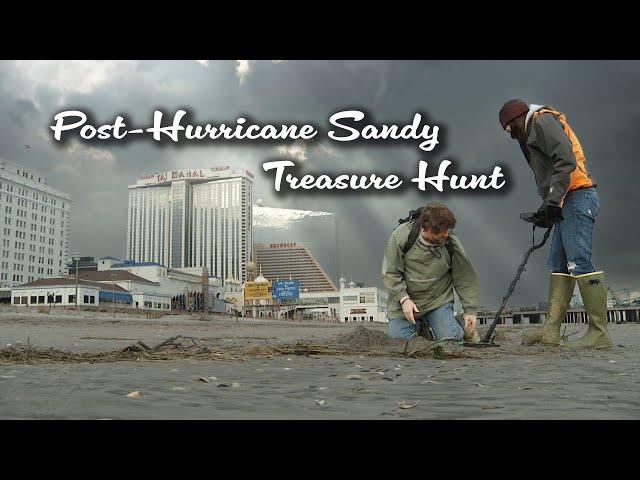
top-left (463, 214), bottom-right (553, 348)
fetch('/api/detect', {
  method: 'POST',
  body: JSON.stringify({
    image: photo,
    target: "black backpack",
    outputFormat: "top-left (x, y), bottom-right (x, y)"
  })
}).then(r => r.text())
top-left (398, 207), bottom-right (455, 260)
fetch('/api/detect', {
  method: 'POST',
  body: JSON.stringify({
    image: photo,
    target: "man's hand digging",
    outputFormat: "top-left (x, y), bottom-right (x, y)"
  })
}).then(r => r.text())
top-left (402, 298), bottom-right (420, 324)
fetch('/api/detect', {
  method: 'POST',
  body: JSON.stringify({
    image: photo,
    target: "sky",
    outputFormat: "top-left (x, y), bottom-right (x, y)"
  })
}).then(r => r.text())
top-left (1, 60), bottom-right (638, 309)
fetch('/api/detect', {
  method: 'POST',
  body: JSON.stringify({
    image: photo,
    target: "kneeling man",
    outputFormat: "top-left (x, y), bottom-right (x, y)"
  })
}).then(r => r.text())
top-left (382, 203), bottom-right (480, 342)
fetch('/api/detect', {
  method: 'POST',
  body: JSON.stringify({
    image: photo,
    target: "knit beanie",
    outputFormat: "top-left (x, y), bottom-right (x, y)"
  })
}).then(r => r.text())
top-left (499, 99), bottom-right (529, 130)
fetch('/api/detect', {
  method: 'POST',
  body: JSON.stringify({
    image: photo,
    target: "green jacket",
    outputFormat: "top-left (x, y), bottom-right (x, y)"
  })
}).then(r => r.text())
top-left (381, 222), bottom-right (479, 318)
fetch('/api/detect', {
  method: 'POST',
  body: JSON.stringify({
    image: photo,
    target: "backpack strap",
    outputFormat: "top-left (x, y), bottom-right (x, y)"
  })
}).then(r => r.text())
top-left (445, 237), bottom-right (455, 261)
top-left (402, 220), bottom-right (422, 255)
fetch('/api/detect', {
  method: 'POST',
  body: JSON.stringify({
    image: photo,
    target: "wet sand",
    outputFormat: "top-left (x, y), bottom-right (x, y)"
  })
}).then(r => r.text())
top-left (1, 307), bottom-right (639, 419)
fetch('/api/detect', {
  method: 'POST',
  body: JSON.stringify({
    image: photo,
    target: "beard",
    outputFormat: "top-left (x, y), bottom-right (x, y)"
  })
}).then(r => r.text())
top-left (509, 122), bottom-right (527, 144)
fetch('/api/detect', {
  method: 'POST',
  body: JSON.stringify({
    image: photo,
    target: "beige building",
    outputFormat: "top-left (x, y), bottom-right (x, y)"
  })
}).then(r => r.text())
top-left (253, 242), bottom-right (337, 293)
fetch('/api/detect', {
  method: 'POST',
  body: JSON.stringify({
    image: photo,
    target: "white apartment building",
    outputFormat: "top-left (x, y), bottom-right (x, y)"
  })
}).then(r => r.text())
top-left (338, 278), bottom-right (389, 323)
top-left (127, 167), bottom-right (253, 282)
top-left (0, 160), bottom-right (71, 289)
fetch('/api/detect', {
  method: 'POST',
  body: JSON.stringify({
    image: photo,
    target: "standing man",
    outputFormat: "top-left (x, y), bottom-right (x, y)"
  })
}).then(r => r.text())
top-left (382, 203), bottom-right (480, 342)
top-left (499, 99), bottom-right (612, 349)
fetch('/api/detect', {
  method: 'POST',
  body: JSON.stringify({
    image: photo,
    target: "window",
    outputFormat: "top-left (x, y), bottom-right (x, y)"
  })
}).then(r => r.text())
top-left (13, 297), bottom-right (19, 304)
top-left (38, 295), bottom-right (44, 303)
top-left (55, 295), bottom-right (62, 303)
top-left (21, 296), bottom-right (28, 304)
top-left (369, 316), bottom-right (374, 321)
top-left (30, 296), bottom-right (37, 304)
top-left (84, 295), bottom-right (89, 304)
top-left (89, 296), bottom-right (95, 304)
top-left (68, 295), bottom-right (75, 303)
top-left (344, 317), bottom-right (348, 322)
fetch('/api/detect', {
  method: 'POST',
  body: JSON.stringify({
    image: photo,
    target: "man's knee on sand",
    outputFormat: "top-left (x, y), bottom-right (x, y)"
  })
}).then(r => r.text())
top-left (386, 318), bottom-right (417, 340)
top-left (429, 302), bottom-right (464, 341)
top-left (386, 311), bottom-right (464, 341)
top-left (447, 322), bottom-right (465, 341)
top-left (432, 320), bottom-right (464, 341)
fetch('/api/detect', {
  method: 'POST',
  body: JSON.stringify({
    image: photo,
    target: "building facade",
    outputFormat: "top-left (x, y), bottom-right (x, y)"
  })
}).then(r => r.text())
top-left (71, 269), bottom-right (173, 311)
top-left (127, 167), bottom-right (253, 282)
top-left (252, 204), bottom-right (338, 287)
top-left (0, 160), bottom-right (71, 289)
top-left (253, 242), bottom-right (337, 292)
top-left (66, 256), bottom-right (98, 274)
top-left (11, 277), bottom-right (131, 308)
top-left (338, 282), bottom-right (389, 323)
top-left (107, 260), bottom-right (224, 311)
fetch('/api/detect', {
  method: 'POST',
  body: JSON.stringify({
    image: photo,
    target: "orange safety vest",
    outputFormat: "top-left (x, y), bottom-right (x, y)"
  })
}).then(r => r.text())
top-left (532, 107), bottom-right (594, 195)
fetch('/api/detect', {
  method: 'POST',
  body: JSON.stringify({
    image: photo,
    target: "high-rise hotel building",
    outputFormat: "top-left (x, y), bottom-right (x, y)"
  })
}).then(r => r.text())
top-left (127, 167), bottom-right (253, 282)
top-left (253, 204), bottom-right (339, 289)
top-left (0, 160), bottom-right (71, 288)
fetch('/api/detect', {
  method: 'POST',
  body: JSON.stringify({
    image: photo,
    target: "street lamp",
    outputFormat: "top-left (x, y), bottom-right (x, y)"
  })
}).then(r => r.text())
top-left (72, 252), bottom-right (81, 310)
top-left (110, 271), bottom-right (116, 319)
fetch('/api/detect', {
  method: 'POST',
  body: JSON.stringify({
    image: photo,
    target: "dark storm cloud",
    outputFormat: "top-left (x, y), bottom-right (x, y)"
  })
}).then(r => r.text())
top-left (8, 98), bottom-right (39, 127)
top-left (1, 60), bottom-right (638, 308)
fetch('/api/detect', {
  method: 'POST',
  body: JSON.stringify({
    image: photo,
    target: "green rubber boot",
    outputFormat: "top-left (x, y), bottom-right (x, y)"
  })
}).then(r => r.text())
top-left (522, 273), bottom-right (575, 346)
top-left (567, 271), bottom-right (613, 350)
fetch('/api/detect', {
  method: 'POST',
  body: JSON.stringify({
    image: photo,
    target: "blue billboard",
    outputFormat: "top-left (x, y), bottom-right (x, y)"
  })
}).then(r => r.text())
top-left (272, 280), bottom-right (300, 300)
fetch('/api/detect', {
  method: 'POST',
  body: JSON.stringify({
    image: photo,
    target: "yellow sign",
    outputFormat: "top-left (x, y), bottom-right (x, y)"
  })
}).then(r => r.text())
top-left (244, 282), bottom-right (271, 300)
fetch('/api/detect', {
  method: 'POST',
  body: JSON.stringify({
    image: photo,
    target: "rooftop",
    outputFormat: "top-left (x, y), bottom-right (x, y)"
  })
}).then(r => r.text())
top-left (0, 160), bottom-right (71, 200)
top-left (15, 277), bottom-right (129, 292)
top-left (67, 270), bottom-right (159, 285)
top-left (111, 260), bottom-right (164, 268)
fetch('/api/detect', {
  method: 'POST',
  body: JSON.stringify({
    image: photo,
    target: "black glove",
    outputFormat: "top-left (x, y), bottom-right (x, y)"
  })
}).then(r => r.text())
top-left (545, 204), bottom-right (564, 224)
top-left (532, 204), bottom-right (563, 228)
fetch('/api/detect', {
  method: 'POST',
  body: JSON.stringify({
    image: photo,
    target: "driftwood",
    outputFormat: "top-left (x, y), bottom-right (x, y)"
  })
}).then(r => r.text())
top-left (0, 330), bottom-right (529, 365)
top-left (0, 335), bottom-right (225, 365)
top-left (0, 333), bottom-right (406, 365)
top-left (148, 335), bottom-right (209, 352)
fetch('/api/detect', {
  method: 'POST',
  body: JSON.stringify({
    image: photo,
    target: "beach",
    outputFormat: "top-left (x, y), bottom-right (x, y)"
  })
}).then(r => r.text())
top-left (1, 307), bottom-right (639, 419)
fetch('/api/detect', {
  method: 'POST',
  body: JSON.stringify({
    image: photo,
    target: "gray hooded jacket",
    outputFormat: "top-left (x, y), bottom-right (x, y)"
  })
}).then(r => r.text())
top-left (523, 104), bottom-right (595, 207)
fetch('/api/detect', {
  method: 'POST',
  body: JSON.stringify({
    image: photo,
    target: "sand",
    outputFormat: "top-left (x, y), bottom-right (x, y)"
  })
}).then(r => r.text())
top-left (1, 306), bottom-right (639, 419)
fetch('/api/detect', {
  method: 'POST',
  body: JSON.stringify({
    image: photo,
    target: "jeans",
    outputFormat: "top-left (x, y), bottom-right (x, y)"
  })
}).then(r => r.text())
top-left (387, 301), bottom-right (463, 341)
top-left (547, 187), bottom-right (600, 275)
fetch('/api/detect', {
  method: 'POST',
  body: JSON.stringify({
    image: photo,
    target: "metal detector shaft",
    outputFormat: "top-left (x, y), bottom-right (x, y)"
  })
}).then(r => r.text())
top-left (482, 227), bottom-right (553, 343)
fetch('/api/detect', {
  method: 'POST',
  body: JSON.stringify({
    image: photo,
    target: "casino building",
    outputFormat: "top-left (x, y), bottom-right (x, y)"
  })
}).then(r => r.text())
top-left (252, 204), bottom-right (339, 289)
top-left (127, 167), bottom-right (253, 282)
top-left (253, 242), bottom-right (337, 293)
